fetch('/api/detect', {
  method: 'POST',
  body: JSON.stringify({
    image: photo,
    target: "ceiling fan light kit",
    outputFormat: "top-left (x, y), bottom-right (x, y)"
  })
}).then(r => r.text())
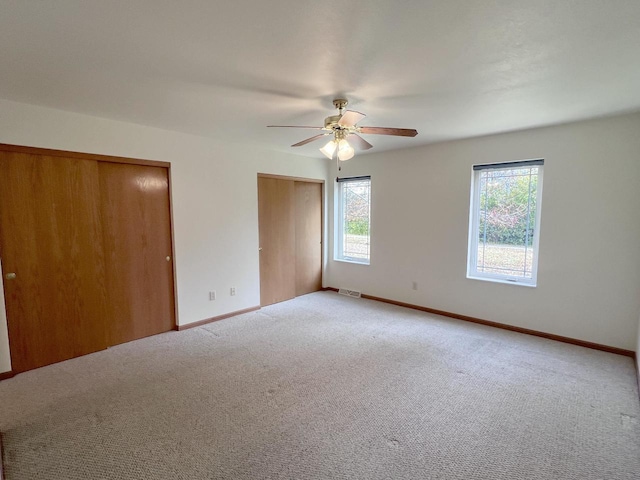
top-left (268, 98), bottom-right (418, 163)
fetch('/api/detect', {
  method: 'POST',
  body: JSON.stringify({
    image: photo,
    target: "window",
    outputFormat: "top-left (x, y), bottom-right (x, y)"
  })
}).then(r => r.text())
top-left (336, 176), bottom-right (371, 264)
top-left (467, 160), bottom-right (544, 286)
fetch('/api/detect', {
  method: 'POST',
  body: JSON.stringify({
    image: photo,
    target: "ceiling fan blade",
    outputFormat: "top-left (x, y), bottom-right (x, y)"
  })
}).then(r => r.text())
top-left (291, 133), bottom-right (330, 147)
top-left (349, 134), bottom-right (373, 151)
top-left (267, 125), bottom-right (325, 129)
top-left (358, 126), bottom-right (418, 137)
top-left (338, 110), bottom-right (366, 127)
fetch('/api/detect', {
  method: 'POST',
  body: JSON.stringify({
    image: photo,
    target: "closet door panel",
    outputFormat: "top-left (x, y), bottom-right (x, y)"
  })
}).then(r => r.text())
top-left (258, 177), bottom-right (296, 306)
top-left (295, 182), bottom-right (322, 296)
top-left (98, 162), bottom-right (175, 345)
top-left (0, 152), bottom-right (109, 372)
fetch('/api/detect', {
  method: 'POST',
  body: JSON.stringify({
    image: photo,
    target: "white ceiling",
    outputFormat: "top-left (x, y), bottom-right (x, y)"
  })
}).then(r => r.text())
top-left (1, 1), bottom-right (640, 157)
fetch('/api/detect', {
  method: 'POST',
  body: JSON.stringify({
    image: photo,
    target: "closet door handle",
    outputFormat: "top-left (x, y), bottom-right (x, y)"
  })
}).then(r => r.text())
top-left (4, 272), bottom-right (16, 280)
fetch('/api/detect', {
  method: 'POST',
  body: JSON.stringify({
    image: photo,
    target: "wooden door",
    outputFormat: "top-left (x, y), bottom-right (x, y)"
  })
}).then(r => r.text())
top-left (98, 162), bottom-right (175, 345)
top-left (258, 177), bottom-right (296, 306)
top-left (0, 152), bottom-right (109, 372)
top-left (295, 182), bottom-right (322, 296)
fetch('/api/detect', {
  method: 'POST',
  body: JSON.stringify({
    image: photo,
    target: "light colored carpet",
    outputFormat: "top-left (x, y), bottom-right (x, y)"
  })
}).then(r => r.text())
top-left (1, 291), bottom-right (639, 479)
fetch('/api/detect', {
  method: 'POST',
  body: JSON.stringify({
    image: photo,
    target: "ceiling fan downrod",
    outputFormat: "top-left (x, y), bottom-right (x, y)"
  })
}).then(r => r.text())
top-left (333, 98), bottom-right (348, 116)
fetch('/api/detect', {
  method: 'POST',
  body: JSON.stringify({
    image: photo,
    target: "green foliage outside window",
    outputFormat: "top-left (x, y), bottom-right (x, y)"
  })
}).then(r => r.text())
top-left (346, 219), bottom-right (369, 235)
top-left (478, 168), bottom-right (538, 246)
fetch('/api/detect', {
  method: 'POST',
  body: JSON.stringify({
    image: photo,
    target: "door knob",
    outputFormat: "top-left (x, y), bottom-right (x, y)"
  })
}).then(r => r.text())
top-left (4, 273), bottom-right (16, 280)
top-left (166, 256), bottom-right (171, 262)
top-left (259, 247), bottom-right (263, 251)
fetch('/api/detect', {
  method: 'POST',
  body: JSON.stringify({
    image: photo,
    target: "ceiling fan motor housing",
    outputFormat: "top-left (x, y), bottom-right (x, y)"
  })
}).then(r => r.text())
top-left (324, 115), bottom-right (342, 129)
top-left (326, 99), bottom-right (353, 132)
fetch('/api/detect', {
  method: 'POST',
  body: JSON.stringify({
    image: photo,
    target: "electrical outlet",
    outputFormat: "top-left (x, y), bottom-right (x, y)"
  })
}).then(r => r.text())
top-left (209, 291), bottom-right (216, 301)
top-left (412, 281), bottom-right (418, 291)
top-left (230, 287), bottom-right (236, 296)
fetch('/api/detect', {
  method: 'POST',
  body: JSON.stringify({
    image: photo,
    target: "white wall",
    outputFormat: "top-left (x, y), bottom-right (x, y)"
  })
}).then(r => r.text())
top-left (327, 113), bottom-right (640, 351)
top-left (0, 98), bottom-right (330, 373)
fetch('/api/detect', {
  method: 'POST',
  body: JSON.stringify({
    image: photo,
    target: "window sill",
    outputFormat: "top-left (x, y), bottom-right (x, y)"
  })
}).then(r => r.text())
top-left (334, 258), bottom-right (370, 266)
top-left (466, 275), bottom-right (536, 288)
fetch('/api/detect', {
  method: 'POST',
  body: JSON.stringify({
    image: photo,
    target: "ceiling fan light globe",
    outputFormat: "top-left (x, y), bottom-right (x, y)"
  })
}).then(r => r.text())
top-left (337, 139), bottom-right (355, 161)
top-left (319, 140), bottom-right (337, 159)
top-left (338, 149), bottom-right (355, 161)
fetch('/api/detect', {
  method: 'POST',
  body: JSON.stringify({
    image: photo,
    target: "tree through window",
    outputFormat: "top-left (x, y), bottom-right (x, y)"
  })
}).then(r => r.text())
top-left (468, 160), bottom-right (544, 286)
top-left (336, 176), bottom-right (370, 264)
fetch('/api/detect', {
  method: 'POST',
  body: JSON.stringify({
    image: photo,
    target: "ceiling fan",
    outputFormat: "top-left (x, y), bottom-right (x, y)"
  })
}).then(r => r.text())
top-left (268, 98), bottom-right (418, 162)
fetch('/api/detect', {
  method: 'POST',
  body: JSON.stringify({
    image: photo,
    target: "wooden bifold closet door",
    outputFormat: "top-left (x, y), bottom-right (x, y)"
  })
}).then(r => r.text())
top-left (98, 162), bottom-right (175, 346)
top-left (0, 152), bottom-right (109, 372)
top-left (0, 147), bottom-right (176, 373)
top-left (294, 182), bottom-right (322, 296)
top-left (258, 177), bottom-right (296, 306)
top-left (258, 176), bottom-right (322, 307)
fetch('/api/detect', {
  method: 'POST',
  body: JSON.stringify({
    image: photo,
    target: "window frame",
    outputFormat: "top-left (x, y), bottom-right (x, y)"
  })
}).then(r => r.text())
top-left (335, 176), bottom-right (371, 265)
top-left (467, 160), bottom-right (544, 287)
